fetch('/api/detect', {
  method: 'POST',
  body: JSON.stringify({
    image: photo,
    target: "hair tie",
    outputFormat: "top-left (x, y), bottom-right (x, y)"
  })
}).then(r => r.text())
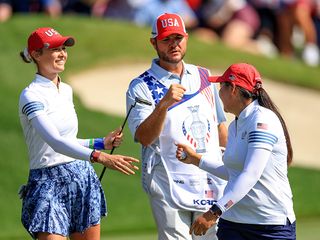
top-left (252, 82), bottom-right (262, 95)
top-left (255, 82), bottom-right (262, 90)
top-left (23, 48), bottom-right (33, 63)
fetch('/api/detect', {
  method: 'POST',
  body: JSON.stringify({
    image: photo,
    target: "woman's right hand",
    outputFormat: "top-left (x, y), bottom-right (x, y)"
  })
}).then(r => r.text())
top-left (97, 152), bottom-right (139, 175)
top-left (190, 210), bottom-right (218, 236)
top-left (175, 143), bottom-right (202, 166)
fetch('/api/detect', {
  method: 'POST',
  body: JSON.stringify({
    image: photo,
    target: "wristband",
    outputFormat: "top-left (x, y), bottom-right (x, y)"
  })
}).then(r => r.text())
top-left (209, 204), bottom-right (222, 218)
top-left (94, 138), bottom-right (105, 150)
top-left (89, 138), bottom-right (105, 150)
top-left (89, 138), bottom-right (94, 149)
top-left (90, 150), bottom-right (101, 163)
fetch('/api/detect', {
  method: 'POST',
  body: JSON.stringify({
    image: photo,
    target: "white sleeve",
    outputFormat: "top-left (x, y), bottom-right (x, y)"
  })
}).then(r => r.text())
top-left (31, 114), bottom-right (93, 161)
top-left (216, 147), bottom-right (271, 212)
top-left (77, 139), bottom-right (90, 148)
top-left (199, 156), bottom-right (229, 180)
top-left (126, 78), bottom-right (154, 140)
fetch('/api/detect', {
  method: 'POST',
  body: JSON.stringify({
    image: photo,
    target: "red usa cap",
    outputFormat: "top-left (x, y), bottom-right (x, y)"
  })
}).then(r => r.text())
top-left (209, 63), bottom-right (262, 92)
top-left (27, 27), bottom-right (75, 55)
top-left (151, 13), bottom-right (188, 40)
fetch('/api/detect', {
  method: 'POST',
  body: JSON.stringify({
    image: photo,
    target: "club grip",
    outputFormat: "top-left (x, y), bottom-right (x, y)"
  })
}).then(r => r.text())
top-left (135, 97), bottom-right (152, 106)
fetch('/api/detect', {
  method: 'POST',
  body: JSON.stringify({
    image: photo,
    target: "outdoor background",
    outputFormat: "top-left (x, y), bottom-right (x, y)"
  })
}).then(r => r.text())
top-left (0, 15), bottom-right (319, 239)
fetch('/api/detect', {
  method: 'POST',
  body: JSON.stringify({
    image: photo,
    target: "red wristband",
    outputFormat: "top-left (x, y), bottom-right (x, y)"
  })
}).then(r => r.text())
top-left (90, 150), bottom-right (101, 163)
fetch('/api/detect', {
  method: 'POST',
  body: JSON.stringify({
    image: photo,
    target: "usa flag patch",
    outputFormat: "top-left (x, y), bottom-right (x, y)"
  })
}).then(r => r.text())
top-left (257, 122), bottom-right (268, 130)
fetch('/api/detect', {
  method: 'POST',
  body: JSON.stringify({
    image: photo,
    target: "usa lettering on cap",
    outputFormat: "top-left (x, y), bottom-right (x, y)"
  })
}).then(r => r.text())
top-left (151, 13), bottom-right (188, 40)
top-left (161, 18), bottom-right (180, 28)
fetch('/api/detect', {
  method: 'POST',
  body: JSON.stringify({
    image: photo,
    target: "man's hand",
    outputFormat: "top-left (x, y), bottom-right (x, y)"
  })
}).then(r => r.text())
top-left (160, 83), bottom-right (186, 109)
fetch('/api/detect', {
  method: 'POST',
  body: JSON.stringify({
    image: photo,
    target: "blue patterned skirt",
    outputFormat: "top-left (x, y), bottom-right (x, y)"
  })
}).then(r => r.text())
top-left (21, 160), bottom-right (107, 238)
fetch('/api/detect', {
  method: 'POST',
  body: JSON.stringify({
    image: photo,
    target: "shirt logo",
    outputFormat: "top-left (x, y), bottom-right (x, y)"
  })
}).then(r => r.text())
top-left (182, 105), bottom-right (211, 153)
top-left (257, 122), bottom-right (268, 130)
top-left (241, 131), bottom-right (247, 139)
top-left (224, 200), bottom-right (234, 209)
top-left (205, 190), bottom-right (215, 198)
top-left (173, 179), bottom-right (185, 184)
top-left (193, 199), bottom-right (215, 206)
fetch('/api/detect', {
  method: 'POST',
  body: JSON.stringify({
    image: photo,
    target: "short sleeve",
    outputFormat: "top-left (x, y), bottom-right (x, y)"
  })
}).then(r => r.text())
top-left (126, 78), bottom-right (154, 138)
top-left (19, 90), bottom-right (46, 120)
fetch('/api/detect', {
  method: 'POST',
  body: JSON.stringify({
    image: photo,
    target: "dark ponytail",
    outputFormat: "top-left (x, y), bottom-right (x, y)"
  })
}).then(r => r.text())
top-left (20, 48), bottom-right (33, 63)
top-left (255, 88), bottom-right (293, 165)
top-left (237, 86), bottom-right (293, 166)
top-left (19, 48), bottom-right (43, 63)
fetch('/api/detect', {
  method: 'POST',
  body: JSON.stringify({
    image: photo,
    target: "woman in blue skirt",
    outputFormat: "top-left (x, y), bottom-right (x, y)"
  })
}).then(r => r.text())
top-left (18, 27), bottom-right (139, 240)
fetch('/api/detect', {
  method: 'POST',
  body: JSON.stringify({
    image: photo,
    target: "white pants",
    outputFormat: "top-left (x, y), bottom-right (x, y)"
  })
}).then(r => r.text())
top-left (146, 163), bottom-right (218, 240)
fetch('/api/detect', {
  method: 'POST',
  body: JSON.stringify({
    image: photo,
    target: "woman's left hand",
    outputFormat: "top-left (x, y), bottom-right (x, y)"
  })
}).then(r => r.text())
top-left (190, 210), bottom-right (218, 236)
top-left (104, 127), bottom-right (123, 150)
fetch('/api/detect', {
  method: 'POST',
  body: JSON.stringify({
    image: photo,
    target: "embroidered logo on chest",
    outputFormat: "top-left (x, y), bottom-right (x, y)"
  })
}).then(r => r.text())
top-left (182, 105), bottom-right (211, 153)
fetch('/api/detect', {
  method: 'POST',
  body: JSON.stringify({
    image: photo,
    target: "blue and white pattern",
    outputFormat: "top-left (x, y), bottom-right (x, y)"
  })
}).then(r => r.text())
top-left (139, 71), bottom-right (168, 105)
top-left (21, 160), bottom-right (107, 238)
top-left (140, 70), bottom-right (208, 111)
top-left (22, 101), bottom-right (44, 117)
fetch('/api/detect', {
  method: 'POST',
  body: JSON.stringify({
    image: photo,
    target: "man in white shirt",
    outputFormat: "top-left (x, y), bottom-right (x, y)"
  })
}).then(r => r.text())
top-left (126, 13), bottom-right (228, 240)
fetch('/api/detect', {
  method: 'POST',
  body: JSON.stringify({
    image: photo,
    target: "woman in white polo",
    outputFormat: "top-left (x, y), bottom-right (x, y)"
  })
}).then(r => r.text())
top-left (18, 27), bottom-right (139, 240)
top-left (176, 63), bottom-right (296, 240)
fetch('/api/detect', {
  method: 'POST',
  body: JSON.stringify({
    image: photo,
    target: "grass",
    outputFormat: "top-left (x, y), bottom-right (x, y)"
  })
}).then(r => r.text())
top-left (0, 14), bottom-right (319, 239)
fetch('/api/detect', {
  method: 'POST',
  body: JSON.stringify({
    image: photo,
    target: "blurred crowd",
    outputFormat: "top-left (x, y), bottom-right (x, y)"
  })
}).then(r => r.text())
top-left (1, 0), bottom-right (320, 67)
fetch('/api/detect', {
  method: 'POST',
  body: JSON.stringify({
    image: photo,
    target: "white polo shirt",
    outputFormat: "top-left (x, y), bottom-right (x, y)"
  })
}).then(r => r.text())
top-left (19, 74), bottom-right (92, 169)
top-left (213, 100), bottom-right (295, 224)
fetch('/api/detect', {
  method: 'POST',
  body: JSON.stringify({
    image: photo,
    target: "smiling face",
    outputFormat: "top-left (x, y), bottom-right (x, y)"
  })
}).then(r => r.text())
top-left (151, 34), bottom-right (187, 66)
top-left (31, 45), bottom-right (68, 80)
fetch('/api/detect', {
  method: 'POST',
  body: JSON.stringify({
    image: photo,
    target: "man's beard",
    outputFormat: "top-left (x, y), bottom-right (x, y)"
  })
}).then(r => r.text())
top-left (157, 49), bottom-right (186, 64)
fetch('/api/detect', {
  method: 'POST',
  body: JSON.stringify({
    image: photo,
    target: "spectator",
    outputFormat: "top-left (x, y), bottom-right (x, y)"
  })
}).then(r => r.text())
top-left (0, 0), bottom-right (62, 22)
top-left (293, 0), bottom-right (320, 66)
top-left (103, 0), bottom-right (198, 29)
top-left (190, 0), bottom-right (275, 57)
top-left (0, 0), bottom-right (29, 22)
top-left (0, 1), bottom-right (12, 22)
top-left (250, 0), bottom-right (320, 66)
top-left (61, 0), bottom-right (93, 15)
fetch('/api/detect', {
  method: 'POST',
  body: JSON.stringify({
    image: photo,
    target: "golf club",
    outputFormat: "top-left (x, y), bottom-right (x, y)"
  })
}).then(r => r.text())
top-left (99, 96), bottom-right (152, 181)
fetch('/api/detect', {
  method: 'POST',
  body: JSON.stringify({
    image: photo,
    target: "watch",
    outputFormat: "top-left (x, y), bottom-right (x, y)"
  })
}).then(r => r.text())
top-left (90, 150), bottom-right (101, 163)
top-left (209, 204), bottom-right (222, 218)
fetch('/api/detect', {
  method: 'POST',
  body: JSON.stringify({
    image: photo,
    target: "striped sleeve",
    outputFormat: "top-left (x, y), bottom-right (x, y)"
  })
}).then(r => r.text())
top-left (22, 101), bottom-right (45, 118)
top-left (248, 124), bottom-right (278, 151)
top-left (20, 90), bottom-right (46, 120)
